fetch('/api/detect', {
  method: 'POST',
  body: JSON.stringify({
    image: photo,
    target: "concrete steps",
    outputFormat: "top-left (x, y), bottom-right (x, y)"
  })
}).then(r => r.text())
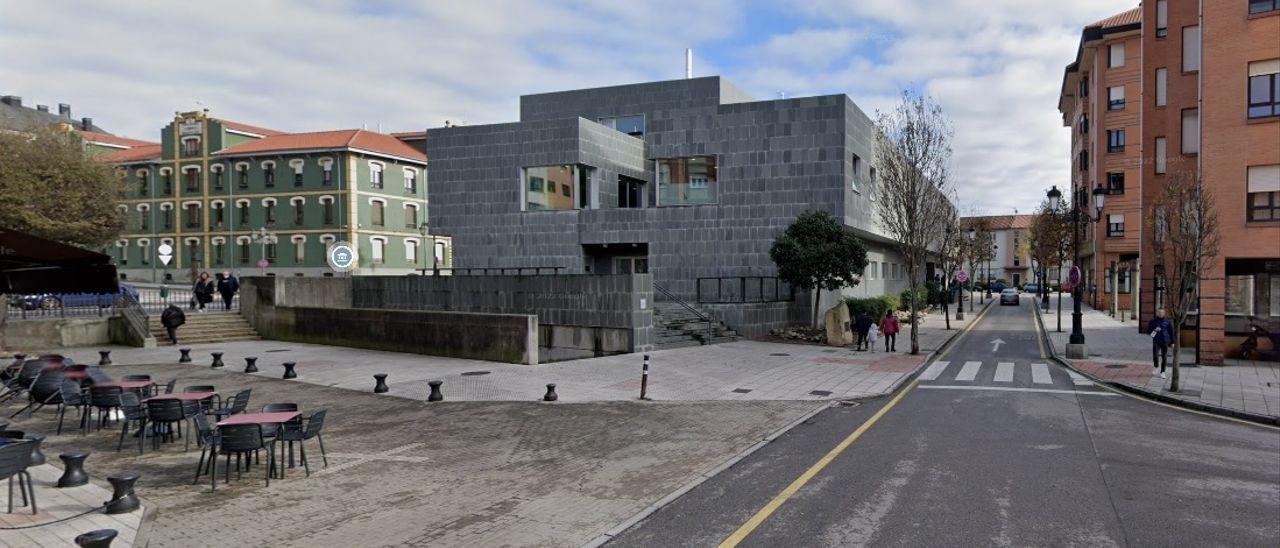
top-left (652, 301), bottom-right (740, 349)
top-left (147, 311), bottom-right (261, 345)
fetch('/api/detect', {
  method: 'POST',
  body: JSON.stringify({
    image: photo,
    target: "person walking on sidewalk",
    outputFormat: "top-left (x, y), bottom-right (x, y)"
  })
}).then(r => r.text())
top-left (867, 321), bottom-right (880, 353)
top-left (160, 304), bottom-right (186, 345)
top-left (216, 270), bottom-right (239, 311)
top-left (880, 311), bottom-right (900, 352)
top-left (854, 311), bottom-right (873, 351)
top-left (1147, 308), bottom-right (1174, 378)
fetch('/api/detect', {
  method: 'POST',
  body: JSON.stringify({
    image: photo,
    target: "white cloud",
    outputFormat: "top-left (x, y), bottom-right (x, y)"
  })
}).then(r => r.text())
top-left (0, 0), bottom-right (1135, 215)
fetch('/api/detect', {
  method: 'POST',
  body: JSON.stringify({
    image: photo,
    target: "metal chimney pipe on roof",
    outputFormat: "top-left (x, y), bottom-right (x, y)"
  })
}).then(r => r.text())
top-left (59, 103), bottom-right (70, 118)
top-left (685, 49), bottom-right (693, 79)
top-left (81, 117), bottom-right (93, 130)
top-left (37, 104), bottom-right (49, 112)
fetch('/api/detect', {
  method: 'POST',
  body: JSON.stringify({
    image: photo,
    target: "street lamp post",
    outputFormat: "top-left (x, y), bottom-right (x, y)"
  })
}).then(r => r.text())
top-left (966, 227), bottom-right (976, 308)
top-left (249, 227), bottom-right (277, 277)
top-left (1048, 184), bottom-right (1107, 359)
top-left (418, 221), bottom-right (439, 276)
top-left (988, 244), bottom-right (998, 298)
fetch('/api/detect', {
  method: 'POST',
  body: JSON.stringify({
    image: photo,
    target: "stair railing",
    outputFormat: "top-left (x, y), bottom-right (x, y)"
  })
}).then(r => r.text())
top-left (653, 282), bottom-right (714, 344)
top-left (115, 291), bottom-right (153, 345)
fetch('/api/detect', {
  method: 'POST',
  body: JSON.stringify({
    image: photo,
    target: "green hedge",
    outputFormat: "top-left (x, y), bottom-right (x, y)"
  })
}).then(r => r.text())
top-left (846, 295), bottom-right (899, 320)
top-left (899, 288), bottom-right (929, 311)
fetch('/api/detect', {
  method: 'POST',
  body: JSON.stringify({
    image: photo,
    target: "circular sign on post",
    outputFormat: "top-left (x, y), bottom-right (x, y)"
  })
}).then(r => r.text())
top-left (157, 243), bottom-right (173, 256)
top-left (1068, 265), bottom-right (1081, 286)
top-left (257, 259), bottom-right (269, 269)
top-left (955, 269), bottom-right (968, 284)
top-left (326, 241), bottom-right (357, 273)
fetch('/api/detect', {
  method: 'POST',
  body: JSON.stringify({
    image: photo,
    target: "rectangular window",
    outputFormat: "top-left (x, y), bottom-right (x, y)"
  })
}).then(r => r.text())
top-left (1182, 26), bottom-right (1200, 72)
top-left (851, 154), bottom-right (862, 191)
top-left (141, 244), bottom-right (151, 265)
top-left (657, 157), bottom-right (717, 206)
top-left (138, 172), bottom-right (149, 195)
top-left (1107, 129), bottom-right (1125, 153)
top-left (523, 165), bottom-right (577, 211)
top-left (1156, 1), bottom-right (1168, 37)
top-left (213, 169), bottom-right (223, 190)
top-left (323, 168), bottom-right (333, 185)
top-left (371, 201), bottom-right (385, 226)
top-left (1252, 0), bottom-right (1280, 14)
top-left (294, 202), bottom-right (304, 225)
top-left (371, 239), bottom-right (385, 264)
top-left (264, 167), bottom-right (275, 188)
top-left (185, 170), bottom-right (199, 192)
top-left (598, 115), bottom-right (645, 137)
top-left (266, 243), bottom-right (277, 263)
top-left (370, 164), bottom-right (384, 189)
top-left (213, 242), bottom-right (224, 264)
top-left (1107, 214), bottom-right (1125, 237)
top-left (1079, 113), bottom-right (1088, 134)
top-left (1080, 76), bottom-right (1089, 97)
top-left (405, 204), bottom-right (418, 228)
top-left (162, 172), bottom-right (172, 194)
top-left (294, 171), bottom-right (303, 187)
top-left (139, 209), bottom-right (150, 230)
top-left (1079, 150), bottom-right (1089, 172)
top-left (184, 204), bottom-right (200, 228)
top-left (1181, 109), bottom-right (1199, 154)
top-left (294, 241), bottom-right (305, 263)
top-left (238, 203), bottom-right (250, 226)
top-left (163, 208), bottom-right (173, 229)
top-left (212, 204), bottom-right (224, 228)
top-left (1109, 43), bottom-right (1125, 68)
top-left (1247, 165), bottom-right (1280, 221)
top-left (618, 175), bottom-right (644, 208)
top-left (239, 242), bottom-right (250, 264)
top-left (265, 203), bottom-right (277, 225)
top-left (237, 167), bottom-right (248, 189)
top-left (1108, 172), bottom-right (1125, 194)
top-left (1155, 137), bottom-right (1168, 174)
top-left (881, 263), bottom-right (888, 279)
top-left (1108, 86), bottom-right (1125, 110)
top-left (182, 138), bottom-right (200, 157)
top-left (405, 240), bottom-right (418, 263)
top-left (405, 170), bottom-right (417, 192)
top-left (323, 201), bottom-right (335, 225)
top-left (1248, 60), bottom-right (1280, 119)
top-left (1155, 68), bottom-right (1167, 106)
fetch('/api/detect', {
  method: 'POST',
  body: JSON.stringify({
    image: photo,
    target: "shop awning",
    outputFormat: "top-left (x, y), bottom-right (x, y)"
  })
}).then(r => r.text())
top-left (0, 227), bottom-right (119, 294)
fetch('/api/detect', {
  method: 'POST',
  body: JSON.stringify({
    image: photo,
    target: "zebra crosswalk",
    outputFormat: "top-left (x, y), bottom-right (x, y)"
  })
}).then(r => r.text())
top-left (917, 360), bottom-right (1104, 392)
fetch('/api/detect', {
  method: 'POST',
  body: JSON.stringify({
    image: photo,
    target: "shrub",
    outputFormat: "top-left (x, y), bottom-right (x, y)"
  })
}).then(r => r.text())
top-left (846, 295), bottom-right (899, 320)
top-left (898, 288), bottom-right (928, 311)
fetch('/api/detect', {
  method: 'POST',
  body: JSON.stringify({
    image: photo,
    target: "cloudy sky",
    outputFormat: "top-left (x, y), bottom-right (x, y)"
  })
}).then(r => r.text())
top-left (1, 0), bottom-right (1133, 215)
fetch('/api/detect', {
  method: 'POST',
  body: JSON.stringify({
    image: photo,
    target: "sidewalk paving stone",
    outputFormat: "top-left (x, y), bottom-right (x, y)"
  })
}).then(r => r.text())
top-left (1040, 294), bottom-right (1280, 422)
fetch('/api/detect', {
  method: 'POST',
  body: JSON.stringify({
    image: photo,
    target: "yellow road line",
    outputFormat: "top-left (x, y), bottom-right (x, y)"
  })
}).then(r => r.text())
top-left (718, 379), bottom-right (919, 547)
top-left (1033, 303), bottom-right (1049, 359)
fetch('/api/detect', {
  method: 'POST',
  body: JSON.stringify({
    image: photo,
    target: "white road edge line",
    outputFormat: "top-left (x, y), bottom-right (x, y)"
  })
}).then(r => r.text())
top-left (955, 361), bottom-right (981, 382)
top-left (1031, 363), bottom-right (1052, 384)
top-left (994, 362), bottom-right (1014, 382)
top-left (1066, 369), bottom-right (1092, 386)
top-left (918, 385), bottom-right (1118, 396)
top-left (919, 360), bottom-right (950, 381)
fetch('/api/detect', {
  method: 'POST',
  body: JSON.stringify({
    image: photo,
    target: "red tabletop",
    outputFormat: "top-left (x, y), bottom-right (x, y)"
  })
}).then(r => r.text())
top-left (217, 411), bottom-right (300, 427)
top-left (144, 392), bottom-right (216, 402)
top-left (93, 380), bottom-right (154, 390)
top-left (65, 370), bottom-right (88, 380)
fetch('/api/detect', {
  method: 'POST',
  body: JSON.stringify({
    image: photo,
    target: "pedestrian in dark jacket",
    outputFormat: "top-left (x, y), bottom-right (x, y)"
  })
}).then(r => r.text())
top-left (193, 271), bottom-right (215, 312)
top-left (216, 271), bottom-right (239, 311)
top-left (1147, 308), bottom-right (1174, 378)
top-left (160, 304), bottom-right (186, 344)
top-left (880, 311), bottom-right (900, 352)
top-left (854, 312), bottom-right (873, 350)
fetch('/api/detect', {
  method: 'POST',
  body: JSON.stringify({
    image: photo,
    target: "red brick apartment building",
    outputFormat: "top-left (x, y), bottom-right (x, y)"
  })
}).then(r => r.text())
top-left (1060, 1), bottom-right (1280, 364)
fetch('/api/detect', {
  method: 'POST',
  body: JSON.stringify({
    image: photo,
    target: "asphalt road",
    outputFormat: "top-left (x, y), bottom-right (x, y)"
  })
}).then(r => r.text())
top-left (609, 296), bottom-right (1280, 547)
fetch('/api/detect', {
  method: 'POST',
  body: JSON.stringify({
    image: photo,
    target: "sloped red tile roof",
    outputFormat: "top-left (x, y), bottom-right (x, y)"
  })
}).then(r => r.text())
top-left (1087, 7), bottom-right (1140, 29)
top-left (961, 214), bottom-right (1037, 231)
top-left (76, 130), bottom-right (158, 148)
top-left (212, 129), bottom-right (427, 162)
top-left (95, 144), bottom-right (162, 163)
top-left (214, 118), bottom-right (284, 136)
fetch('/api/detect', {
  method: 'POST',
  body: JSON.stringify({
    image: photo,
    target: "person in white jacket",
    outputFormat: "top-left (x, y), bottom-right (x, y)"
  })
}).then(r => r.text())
top-left (867, 322), bottom-right (880, 353)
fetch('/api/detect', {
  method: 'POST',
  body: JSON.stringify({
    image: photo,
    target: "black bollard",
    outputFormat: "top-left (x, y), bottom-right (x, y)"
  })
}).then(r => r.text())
top-left (178, 348), bottom-right (192, 363)
top-left (427, 380), bottom-right (444, 402)
top-left (98, 350), bottom-right (112, 366)
top-left (373, 374), bottom-right (389, 393)
top-left (13, 353), bottom-right (26, 362)
top-left (244, 357), bottom-right (259, 373)
top-left (282, 361), bottom-right (297, 379)
top-left (543, 383), bottom-right (558, 402)
top-left (104, 474), bottom-right (141, 514)
top-left (639, 354), bottom-right (650, 400)
top-left (74, 529), bottom-right (118, 548)
top-left (210, 352), bottom-right (224, 368)
top-left (57, 452), bottom-right (90, 487)
top-left (28, 434), bottom-right (46, 466)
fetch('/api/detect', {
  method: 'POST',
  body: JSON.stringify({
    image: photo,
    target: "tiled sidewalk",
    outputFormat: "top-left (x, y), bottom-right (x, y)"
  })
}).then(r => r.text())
top-left (0, 463), bottom-right (144, 547)
top-left (1039, 294), bottom-right (1280, 421)
top-left (44, 306), bottom-right (979, 404)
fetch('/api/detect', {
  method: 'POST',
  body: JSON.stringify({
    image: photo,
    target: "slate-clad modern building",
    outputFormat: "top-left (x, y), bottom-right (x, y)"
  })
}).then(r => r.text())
top-left (426, 76), bottom-right (909, 335)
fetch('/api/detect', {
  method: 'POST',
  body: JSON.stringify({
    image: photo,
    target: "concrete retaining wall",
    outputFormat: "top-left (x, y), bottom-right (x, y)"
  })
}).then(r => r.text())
top-left (1, 317), bottom-right (115, 349)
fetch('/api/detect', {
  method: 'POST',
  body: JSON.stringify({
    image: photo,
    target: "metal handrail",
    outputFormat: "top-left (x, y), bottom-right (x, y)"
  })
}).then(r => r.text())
top-left (117, 292), bottom-right (152, 339)
top-left (417, 266), bottom-right (565, 276)
top-left (695, 276), bottom-right (794, 304)
top-left (653, 282), bottom-right (714, 344)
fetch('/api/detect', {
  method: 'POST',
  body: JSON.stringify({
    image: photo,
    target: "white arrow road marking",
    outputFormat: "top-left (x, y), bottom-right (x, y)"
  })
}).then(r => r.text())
top-left (1031, 363), bottom-right (1052, 384)
top-left (990, 338), bottom-right (1005, 352)
top-left (994, 362), bottom-right (1015, 382)
top-left (956, 361), bottom-right (982, 381)
top-left (920, 360), bottom-right (950, 381)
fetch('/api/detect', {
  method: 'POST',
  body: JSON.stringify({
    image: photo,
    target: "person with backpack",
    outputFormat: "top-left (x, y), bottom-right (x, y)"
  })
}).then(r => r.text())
top-left (160, 304), bottom-right (186, 345)
top-left (880, 311), bottom-right (900, 352)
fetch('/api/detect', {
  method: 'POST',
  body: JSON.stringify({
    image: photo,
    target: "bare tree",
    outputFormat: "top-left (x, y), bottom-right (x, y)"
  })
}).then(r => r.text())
top-left (934, 202), bottom-right (963, 330)
top-left (873, 91), bottom-right (956, 354)
top-left (1146, 165), bottom-right (1221, 392)
top-left (1029, 197), bottom-right (1072, 329)
top-left (961, 217), bottom-right (996, 303)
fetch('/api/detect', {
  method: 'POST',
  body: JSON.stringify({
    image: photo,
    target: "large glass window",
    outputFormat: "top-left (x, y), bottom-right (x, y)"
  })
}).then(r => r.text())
top-left (598, 115), bottom-right (644, 137)
top-left (1252, 0), bottom-right (1279, 14)
top-left (657, 156), bottom-right (717, 206)
top-left (618, 175), bottom-right (644, 208)
top-left (1108, 86), bottom-right (1125, 110)
top-left (1181, 109), bottom-right (1199, 154)
top-left (524, 165), bottom-right (577, 211)
top-left (1247, 165), bottom-right (1280, 221)
top-left (1248, 60), bottom-right (1280, 119)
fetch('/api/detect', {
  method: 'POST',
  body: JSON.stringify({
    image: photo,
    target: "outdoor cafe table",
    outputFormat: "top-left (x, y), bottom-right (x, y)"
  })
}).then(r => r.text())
top-left (216, 411), bottom-right (300, 427)
top-left (144, 392), bottom-right (217, 403)
top-left (93, 380), bottom-right (154, 391)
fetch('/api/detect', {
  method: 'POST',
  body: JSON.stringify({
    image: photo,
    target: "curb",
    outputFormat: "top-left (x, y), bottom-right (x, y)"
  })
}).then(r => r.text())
top-left (1031, 301), bottom-right (1280, 428)
top-left (581, 299), bottom-right (992, 548)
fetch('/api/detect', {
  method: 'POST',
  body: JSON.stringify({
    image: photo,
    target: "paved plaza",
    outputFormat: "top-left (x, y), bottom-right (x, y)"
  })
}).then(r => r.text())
top-left (1040, 295), bottom-right (1280, 421)
top-left (60, 306), bottom-right (979, 405)
top-left (0, 463), bottom-right (144, 547)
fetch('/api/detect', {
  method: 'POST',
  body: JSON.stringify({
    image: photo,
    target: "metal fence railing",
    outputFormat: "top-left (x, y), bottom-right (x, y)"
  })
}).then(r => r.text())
top-left (696, 276), bottom-right (795, 304)
top-left (5, 283), bottom-right (240, 320)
